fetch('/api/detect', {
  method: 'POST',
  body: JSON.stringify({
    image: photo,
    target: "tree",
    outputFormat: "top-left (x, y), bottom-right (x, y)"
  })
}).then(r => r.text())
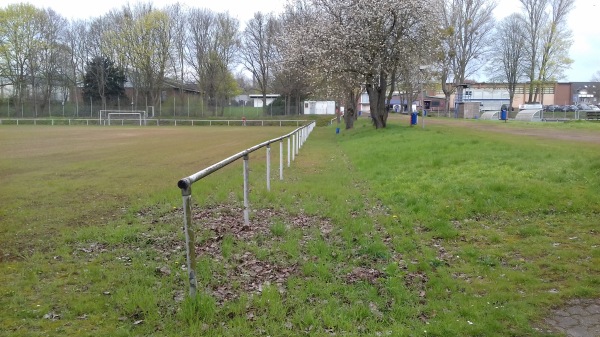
top-left (36, 8), bottom-right (69, 115)
top-left (271, 67), bottom-right (312, 116)
top-left (0, 4), bottom-right (44, 110)
top-left (439, 0), bottom-right (496, 114)
top-left (520, 0), bottom-right (574, 103)
top-left (64, 19), bottom-right (91, 116)
top-left (82, 56), bottom-right (126, 108)
top-left (281, 0), bottom-right (437, 129)
top-left (185, 9), bottom-right (240, 115)
top-left (487, 13), bottom-right (527, 111)
top-left (241, 12), bottom-right (279, 115)
top-left (105, 4), bottom-right (172, 109)
top-left (165, 3), bottom-right (188, 84)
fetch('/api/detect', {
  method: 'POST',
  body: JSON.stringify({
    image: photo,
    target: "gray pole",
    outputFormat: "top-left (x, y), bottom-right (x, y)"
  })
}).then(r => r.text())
top-left (180, 183), bottom-right (198, 297)
top-left (292, 134), bottom-right (296, 162)
top-left (243, 155), bottom-right (250, 225)
top-left (266, 144), bottom-right (271, 192)
top-left (421, 76), bottom-right (424, 129)
top-left (279, 140), bottom-right (284, 180)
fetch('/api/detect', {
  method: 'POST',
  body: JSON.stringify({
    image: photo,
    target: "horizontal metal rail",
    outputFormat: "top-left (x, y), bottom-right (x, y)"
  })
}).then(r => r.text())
top-left (176, 121), bottom-right (316, 297)
top-left (152, 119), bottom-right (308, 127)
top-left (0, 118), bottom-right (309, 127)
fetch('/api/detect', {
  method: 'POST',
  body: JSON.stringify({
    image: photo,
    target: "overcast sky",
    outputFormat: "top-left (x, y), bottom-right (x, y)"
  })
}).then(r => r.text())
top-left (2, 0), bottom-right (598, 82)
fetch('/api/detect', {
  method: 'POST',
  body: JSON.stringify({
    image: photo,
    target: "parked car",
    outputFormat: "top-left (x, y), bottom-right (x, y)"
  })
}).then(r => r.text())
top-left (567, 105), bottom-right (579, 112)
top-left (544, 104), bottom-right (561, 112)
top-left (577, 103), bottom-right (592, 110)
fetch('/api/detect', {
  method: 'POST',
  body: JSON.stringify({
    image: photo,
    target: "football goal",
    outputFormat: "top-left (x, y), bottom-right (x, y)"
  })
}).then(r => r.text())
top-left (100, 110), bottom-right (146, 126)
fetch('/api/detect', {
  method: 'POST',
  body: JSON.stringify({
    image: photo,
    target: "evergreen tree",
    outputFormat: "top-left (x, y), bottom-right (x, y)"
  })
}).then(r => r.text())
top-left (83, 56), bottom-right (126, 108)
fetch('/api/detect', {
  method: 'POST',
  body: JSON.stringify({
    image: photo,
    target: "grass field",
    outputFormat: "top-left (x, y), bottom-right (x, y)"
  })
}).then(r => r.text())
top-left (1, 117), bottom-right (599, 336)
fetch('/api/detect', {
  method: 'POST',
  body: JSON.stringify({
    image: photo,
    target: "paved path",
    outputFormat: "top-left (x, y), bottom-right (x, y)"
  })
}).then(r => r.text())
top-left (545, 299), bottom-right (600, 337)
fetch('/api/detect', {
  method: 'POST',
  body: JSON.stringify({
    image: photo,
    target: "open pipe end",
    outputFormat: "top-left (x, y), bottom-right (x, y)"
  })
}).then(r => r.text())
top-left (178, 178), bottom-right (190, 191)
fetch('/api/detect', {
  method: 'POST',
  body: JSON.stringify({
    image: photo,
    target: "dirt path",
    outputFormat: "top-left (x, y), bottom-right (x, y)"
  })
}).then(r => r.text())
top-left (421, 117), bottom-right (600, 144)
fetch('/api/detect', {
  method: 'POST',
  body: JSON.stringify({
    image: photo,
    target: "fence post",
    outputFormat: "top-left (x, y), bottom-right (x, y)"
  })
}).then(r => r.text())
top-left (287, 136), bottom-right (291, 167)
top-left (266, 144), bottom-right (271, 192)
top-left (279, 140), bottom-right (284, 180)
top-left (243, 154), bottom-right (250, 225)
top-left (292, 134), bottom-right (296, 162)
top-left (179, 181), bottom-right (198, 297)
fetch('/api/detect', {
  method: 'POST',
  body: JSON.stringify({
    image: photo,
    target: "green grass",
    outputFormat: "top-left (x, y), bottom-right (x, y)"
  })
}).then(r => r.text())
top-left (1, 118), bottom-right (599, 336)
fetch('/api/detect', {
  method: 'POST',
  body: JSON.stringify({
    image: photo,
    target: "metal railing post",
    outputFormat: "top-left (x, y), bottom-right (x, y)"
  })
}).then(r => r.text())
top-left (266, 144), bottom-right (271, 191)
top-left (179, 180), bottom-right (198, 297)
top-left (243, 154), bottom-right (250, 225)
top-left (287, 136), bottom-right (291, 167)
top-left (292, 133), bottom-right (296, 162)
top-left (279, 140), bottom-right (284, 180)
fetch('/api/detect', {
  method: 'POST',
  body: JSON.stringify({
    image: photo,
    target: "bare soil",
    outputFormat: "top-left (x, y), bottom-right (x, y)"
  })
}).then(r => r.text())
top-left (423, 117), bottom-right (600, 144)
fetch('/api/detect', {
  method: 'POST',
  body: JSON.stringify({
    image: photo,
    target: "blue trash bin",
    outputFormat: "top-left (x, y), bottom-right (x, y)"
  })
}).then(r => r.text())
top-left (410, 112), bottom-right (418, 126)
top-left (500, 109), bottom-right (507, 121)
top-left (336, 127), bottom-right (340, 134)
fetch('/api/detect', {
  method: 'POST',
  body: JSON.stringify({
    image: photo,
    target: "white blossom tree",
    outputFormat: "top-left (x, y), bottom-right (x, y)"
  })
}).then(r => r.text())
top-left (280, 0), bottom-right (438, 128)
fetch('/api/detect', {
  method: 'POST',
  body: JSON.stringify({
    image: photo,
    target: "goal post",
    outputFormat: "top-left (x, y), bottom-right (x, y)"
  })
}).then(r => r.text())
top-left (100, 110), bottom-right (147, 126)
top-left (108, 112), bottom-right (143, 126)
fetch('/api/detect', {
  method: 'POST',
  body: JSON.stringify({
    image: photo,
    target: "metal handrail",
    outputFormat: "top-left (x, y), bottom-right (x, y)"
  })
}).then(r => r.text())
top-left (176, 121), bottom-right (316, 297)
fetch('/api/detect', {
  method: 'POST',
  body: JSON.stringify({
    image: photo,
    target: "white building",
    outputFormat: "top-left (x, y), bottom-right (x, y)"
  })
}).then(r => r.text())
top-left (303, 100), bottom-right (336, 115)
top-left (249, 94), bottom-right (279, 108)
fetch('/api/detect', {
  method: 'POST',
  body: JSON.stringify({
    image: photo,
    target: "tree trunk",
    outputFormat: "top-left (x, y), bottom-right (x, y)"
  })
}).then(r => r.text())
top-left (366, 75), bottom-right (388, 129)
top-left (262, 95), bottom-right (267, 116)
top-left (344, 108), bottom-right (355, 129)
top-left (344, 88), bottom-right (359, 129)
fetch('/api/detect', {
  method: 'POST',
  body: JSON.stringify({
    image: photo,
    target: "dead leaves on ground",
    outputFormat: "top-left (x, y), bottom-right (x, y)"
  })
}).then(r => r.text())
top-left (139, 203), bottom-right (430, 306)
top-left (191, 205), bottom-right (325, 302)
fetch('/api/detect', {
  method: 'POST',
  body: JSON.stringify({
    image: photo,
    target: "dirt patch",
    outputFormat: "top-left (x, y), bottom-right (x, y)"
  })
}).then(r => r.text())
top-left (190, 204), bottom-right (333, 303)
top-left (425, 118), bottom-right (600, 144)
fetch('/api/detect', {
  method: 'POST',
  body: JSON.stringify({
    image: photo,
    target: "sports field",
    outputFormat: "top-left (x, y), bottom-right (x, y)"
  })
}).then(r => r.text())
top-left (1, 118), bottom-right (599, 336)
